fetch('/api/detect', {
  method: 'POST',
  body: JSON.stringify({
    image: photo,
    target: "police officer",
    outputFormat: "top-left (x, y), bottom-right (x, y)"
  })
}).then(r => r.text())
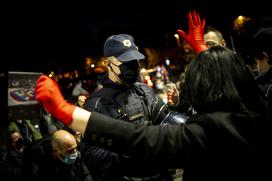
top-left (81, 34), bottom-right (180, 181)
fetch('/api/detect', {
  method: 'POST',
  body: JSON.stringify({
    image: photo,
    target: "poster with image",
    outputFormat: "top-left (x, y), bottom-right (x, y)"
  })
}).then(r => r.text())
top-left (8, 72), bottom-right (42, 120)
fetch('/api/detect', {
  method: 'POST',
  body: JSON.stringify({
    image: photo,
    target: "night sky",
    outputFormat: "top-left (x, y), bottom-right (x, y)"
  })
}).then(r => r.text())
top-left (1, 0), bottom-right (272, 72)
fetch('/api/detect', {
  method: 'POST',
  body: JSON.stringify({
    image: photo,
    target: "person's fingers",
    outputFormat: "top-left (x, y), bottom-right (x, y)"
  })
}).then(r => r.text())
top-left (177, 29), bottom-right (188, 41)
top-left (194, 10), bottom-right (201, 25)
top-left (172, 85), bottom-right (179, 94)
top-left (188, 11), bottom-right (193, 32)
top-left (36, 75), bottom-right (48, 84)
top-left (201, 18), bottom-right (206, 29)
top-left (191, 10), bottom-right (196, 25)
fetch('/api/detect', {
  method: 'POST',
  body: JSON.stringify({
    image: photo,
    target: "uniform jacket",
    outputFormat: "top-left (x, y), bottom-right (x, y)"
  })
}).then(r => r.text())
top-left (81, 79), bottom-right (168, 180)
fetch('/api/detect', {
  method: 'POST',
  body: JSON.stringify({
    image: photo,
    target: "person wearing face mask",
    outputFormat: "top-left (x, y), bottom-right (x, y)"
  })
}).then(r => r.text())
top-left (5, 131), bottom-right (28, 179)
top-left (35, 46), bottom-right (272, 181)
top-left (22, 129), bottom-right (93, 181)
top-left (81, 34), bottom-right (182, 181)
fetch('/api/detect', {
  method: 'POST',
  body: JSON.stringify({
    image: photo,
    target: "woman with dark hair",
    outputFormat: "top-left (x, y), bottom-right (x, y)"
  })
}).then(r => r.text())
top-left (184, 46), bottom-right (269, 115)
top-left (35, 46), bottom-right (272, 181)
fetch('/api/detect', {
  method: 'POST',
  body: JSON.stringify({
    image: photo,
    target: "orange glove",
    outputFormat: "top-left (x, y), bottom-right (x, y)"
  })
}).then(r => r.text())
top-left (35, 75), bottom-right (75, 126)
top-left (177, 10), bottom-right (208, 54)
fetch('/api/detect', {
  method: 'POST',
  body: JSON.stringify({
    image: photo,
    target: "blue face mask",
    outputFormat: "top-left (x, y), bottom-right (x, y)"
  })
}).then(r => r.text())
top-left (60, 151), bottom-right (78, 165)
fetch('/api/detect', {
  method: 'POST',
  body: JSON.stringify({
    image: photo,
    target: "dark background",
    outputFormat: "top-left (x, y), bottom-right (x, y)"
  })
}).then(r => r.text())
top-left (1, 0), bottom-right (272, 72)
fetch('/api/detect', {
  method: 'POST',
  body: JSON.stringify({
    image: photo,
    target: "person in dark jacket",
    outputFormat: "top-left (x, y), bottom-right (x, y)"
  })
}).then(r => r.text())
top-left (252, 17), bottom-right (272, 107)
top-left (23, 129), bottom-right (93, 181)
top-left (81, 34), bottom-right (176, 181)
top-left (35, 46), bottom-right (272, 181)
top-left (4, 131), bottom-right (27, 179)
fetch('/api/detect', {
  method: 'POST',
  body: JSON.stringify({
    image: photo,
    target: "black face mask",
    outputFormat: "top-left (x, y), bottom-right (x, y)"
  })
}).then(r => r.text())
top-left (111, 60), bottom-right (140, 84)
top-left (119, 60), bottom-right (140, 84)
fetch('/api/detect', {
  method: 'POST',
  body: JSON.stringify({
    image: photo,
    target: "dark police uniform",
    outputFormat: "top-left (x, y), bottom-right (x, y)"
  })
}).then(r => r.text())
top-left (81, 79), bottom-right (172, 181)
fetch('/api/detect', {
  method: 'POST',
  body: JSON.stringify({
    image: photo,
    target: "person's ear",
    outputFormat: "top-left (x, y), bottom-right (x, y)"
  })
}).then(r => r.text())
top-left (255, 51), bottom-right (266, 61)
top-left (221, 39), bottom-right (226, 47)
top-left (104, 60), bottom-right (110, 67)
top-left (52, 148), bottom-right (59, 157)
top-left (262, 52), bottom-right (269, 62)
top-left (104, 60), bottom-right (109, 69)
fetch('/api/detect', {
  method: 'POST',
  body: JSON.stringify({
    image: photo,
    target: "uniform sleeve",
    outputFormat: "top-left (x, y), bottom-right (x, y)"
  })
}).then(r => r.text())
top-left (84, 112), bottom-right (210, 168)
top-left (84, 97), bottom-right (101, 112)
top-left (138, 83), bottom-right (157, 102)
top-left (84, 96), bottom-right (119, 118)
top-left (82, 97), bottom-right (124, 174)
top-left (138, 83), bottom-right (170, 124)
top-left (80, 140), bottom-right (122, 172)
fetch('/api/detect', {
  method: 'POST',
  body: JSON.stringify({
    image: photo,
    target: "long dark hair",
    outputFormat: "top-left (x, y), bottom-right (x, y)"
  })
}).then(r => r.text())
top-left (183, 46), bottom-right (270, 117)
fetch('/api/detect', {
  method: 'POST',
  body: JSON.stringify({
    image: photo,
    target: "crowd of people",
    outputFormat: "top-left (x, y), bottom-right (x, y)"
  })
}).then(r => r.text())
top-left (1, 9), bottom-right (272, 181)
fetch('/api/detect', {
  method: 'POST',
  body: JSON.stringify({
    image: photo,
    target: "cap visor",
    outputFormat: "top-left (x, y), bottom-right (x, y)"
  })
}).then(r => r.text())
top-left (117, 50), bottom-right (145, 62)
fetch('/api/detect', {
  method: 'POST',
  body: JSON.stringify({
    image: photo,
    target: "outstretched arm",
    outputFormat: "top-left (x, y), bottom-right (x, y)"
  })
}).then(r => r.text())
top-left (177, 10), bottom-right (208, 54)
top-left (35, 75), bottom-right (209, 169)
top-left (35, 75), bottom-right (91, 134)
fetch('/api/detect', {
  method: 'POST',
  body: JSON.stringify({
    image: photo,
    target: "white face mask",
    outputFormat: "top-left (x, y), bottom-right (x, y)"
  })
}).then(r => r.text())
top-left (59, 151), bottom-right (78, 165)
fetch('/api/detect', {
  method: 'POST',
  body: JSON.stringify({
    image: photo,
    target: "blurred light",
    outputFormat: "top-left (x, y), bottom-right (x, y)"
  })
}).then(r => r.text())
top-left (233, 15), bottom-right (251, 32)
top-left (140, 68), bottom-right (146, 73)
top-left (165, 59), bottom-right (170, 66)
top-left (49, 71), bottom-right (54, 78)
top-left (156, 72), bottom-right (162, 77)
top-left (174, 33), bottom-right (181, 48)
top-left (64, 72), bottom-right (70, 78)
top-left (34, 125), bottom-right (39, 129)
top-left (238, 16), bottom-right (244, 21)
top-left (147, 80), bottom-right (153, 87)
top-left (144, 75), bottom-right (150, 80)
top-left (74, 70), bottom-right (79, 78)
top-left (174, 34), bottom-right (179, 39)
top-left (86, 57), bottom-right (92, 65)
top-left (91, 64), bottom-right (95, 68)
